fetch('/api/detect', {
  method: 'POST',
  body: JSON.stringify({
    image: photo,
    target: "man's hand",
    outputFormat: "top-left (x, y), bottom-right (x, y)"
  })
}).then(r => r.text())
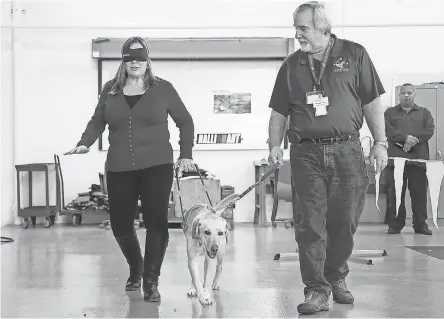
top-left (268, 146), bottom-right (283, 166)
top-left (403, 135), bottom-right (419, 152)
top-left (369, 144), bottom-right (388, 174)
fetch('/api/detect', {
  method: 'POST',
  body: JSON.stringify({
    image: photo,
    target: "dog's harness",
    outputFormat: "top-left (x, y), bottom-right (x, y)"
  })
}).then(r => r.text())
top-left (181, 204), bottom-right (216, 240)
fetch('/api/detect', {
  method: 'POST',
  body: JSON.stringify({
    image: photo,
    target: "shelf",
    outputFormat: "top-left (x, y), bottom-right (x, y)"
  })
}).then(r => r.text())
top-left (59, 209), bottom-right (109, 216)
top-left (18, 206), bottom-right (57, 218)
top-left (15, 163), bottom-right (56, 172)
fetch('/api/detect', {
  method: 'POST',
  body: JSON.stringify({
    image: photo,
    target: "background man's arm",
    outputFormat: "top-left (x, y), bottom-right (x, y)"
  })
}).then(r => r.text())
top-left (412, 109), bottom-right (435, 142)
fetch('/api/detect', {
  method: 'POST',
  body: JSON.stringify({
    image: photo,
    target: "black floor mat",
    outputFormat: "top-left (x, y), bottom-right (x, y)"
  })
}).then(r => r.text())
top-left (404, 246), bottom-right (444, 260)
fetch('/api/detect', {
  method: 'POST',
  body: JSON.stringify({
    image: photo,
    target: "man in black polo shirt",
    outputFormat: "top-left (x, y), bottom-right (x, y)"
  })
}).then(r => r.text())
top-left (267, 1), bottom-right (388, 315)
top-left (384, 83), bottom-right (435, 235)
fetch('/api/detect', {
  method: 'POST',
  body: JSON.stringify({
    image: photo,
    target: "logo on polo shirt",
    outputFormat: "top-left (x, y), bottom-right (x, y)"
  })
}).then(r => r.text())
top-left (333, 58), bottom-right (350, 72)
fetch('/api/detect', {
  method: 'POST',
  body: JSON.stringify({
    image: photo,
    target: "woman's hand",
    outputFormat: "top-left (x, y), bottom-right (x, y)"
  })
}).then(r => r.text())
top-left (174, 158), bottom-right (195, 178)
top-left (64, 145), bottom-right (90, 155)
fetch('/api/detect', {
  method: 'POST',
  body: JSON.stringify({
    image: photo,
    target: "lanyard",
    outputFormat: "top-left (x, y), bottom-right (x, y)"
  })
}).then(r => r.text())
top-left (307, 37), bottom-right (334, 91)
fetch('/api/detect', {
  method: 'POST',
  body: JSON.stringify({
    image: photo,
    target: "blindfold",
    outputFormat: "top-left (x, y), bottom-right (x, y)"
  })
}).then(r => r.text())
top-left (122, 48), bottom-right (148, 62)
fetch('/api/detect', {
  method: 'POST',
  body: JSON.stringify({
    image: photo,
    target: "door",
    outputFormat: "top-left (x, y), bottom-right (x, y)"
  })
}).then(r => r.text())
top-left (437, 87), bottom-right (444, 161)
top-left (435, 87), bottom-right (444, 219)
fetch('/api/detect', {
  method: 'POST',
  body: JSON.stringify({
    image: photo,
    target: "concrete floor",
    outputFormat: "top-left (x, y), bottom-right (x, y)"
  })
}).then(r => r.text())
top-left (1, 221), bottom-right (444, 318)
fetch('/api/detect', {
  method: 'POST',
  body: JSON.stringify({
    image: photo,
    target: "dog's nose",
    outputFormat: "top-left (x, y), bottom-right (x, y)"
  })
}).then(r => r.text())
top-left (211, 246), bottom-right (219, 253)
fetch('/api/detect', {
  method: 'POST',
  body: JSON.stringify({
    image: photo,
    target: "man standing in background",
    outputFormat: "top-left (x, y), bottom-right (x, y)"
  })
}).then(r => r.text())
top-left (384, 83), bottom-right (435, 235)
top-left (267, 1), bottom-right (388, 315)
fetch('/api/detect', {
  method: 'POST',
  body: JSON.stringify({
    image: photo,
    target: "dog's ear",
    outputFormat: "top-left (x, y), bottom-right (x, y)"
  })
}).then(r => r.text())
top-left (191, 220), bottom-right (201, 240)
top-left (214, 206), bottom-right (227, 217)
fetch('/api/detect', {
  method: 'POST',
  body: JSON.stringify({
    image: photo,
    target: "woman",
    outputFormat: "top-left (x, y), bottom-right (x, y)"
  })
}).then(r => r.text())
top-left (65, 36), bottom-right (195, 302)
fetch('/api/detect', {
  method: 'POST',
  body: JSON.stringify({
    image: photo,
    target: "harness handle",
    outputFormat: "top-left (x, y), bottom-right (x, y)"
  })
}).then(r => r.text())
top-left (174, 163), bottom-right (214, 221)
top-left (174, 168), bottom-right (184, 216)
top-left (194, 164), bottom-right (213, 207)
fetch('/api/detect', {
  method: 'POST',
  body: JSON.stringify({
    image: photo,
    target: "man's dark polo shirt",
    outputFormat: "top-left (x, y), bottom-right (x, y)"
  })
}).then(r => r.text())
top-left (268, 34), bottom-right (385, 141)
top-left (384, 103), bottom-right (435, 162)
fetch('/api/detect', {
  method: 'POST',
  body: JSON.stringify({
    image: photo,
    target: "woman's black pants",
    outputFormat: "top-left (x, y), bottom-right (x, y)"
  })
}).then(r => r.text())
top-left (106, 163), bottom-right (174, 283)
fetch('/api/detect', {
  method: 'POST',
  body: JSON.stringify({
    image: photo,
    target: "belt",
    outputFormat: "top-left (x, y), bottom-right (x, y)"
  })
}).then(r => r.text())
top-left (299, 132), bottom-right (359, 145)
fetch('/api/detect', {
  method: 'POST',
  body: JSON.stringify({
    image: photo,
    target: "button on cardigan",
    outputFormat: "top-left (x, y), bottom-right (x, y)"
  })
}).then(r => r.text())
top-left (77, 78), bottom-right (195, 172)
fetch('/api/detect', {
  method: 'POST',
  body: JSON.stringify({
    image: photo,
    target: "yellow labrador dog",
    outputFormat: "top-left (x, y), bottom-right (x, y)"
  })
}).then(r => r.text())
top-left (182, 203), bottom-right (229, 306)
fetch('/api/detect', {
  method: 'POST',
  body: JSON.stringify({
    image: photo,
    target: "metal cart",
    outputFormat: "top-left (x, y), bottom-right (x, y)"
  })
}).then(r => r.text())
top-left (15, 161), bottom-right (59, 229)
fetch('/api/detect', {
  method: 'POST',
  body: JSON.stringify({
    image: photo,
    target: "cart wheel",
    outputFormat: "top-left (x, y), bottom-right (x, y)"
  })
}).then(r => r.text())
top-left (43, 218), bottom-right (51, 228)
top-left (99, 223), bottom-right (104, 229)
top-left (106, 225), bottom-right (111, 231)
top-left (284, 221), bottom-right (291, 228)
top-left (22, 218), bottom-right (29, 229)
top-left (272, 221), bottom-right (277, 227)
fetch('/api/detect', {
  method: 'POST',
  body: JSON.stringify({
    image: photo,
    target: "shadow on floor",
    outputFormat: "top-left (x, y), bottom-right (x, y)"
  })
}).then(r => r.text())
top-left (404, 245), bottom-right (444, 260)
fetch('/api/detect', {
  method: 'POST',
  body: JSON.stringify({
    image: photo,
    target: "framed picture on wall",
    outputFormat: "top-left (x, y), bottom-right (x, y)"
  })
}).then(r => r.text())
top-left (213, 91), bottom-right (252, 114)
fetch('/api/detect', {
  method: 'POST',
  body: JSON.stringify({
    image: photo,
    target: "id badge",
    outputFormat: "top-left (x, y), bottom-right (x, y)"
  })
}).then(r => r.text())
top-left (313, 96), bottom-right (329, 117)
top-left (306, 91), bottom-right (323, 105)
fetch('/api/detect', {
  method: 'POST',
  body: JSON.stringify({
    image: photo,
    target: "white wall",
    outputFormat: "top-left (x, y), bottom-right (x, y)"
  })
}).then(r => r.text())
top-left (1, 25), bottom-right (16, 227)
top-left (1, 0), bottom-right (444, 226)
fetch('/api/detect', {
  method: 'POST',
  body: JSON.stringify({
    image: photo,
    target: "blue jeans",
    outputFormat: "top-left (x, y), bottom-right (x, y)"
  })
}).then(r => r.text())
top-left (290, 137), bottom-right (369, 297)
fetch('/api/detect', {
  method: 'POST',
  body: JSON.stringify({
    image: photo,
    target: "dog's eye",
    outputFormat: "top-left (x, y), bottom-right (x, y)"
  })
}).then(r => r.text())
top-left (204, 230), bottom-right (211, 235)
top-left (218, 231), bottom-right (224, 236)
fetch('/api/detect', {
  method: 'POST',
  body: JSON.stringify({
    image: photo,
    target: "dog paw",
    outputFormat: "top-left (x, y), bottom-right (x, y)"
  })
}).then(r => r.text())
top-left (212, 283), bottom-right (220, 290)
top-left (187, 288), bottom-right (197, 297)
top-left (198, 292), bottom-right (213, 306)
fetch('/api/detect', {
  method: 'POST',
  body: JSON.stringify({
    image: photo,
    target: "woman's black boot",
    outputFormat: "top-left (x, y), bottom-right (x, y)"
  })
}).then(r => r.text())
top-left (115, 230), bottom-right (144, 291)
top-left (143, 231), bottom-right (169, 302)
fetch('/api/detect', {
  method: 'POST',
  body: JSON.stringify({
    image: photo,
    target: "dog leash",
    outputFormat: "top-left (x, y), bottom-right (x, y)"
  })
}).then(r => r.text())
top-left (175, 162), bottom-right (280, 217)
top-left (213, 163), bottom-right (281, 215)
top-left (235, 163), bottom-right (280, 202)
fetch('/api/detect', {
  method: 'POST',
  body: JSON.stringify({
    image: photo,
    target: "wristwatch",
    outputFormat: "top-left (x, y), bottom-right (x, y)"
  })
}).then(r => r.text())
top-left (374, 141), bottom-right (388, 150)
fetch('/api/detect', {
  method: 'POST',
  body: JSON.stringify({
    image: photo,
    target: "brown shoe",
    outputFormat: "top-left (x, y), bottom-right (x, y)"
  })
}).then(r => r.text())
top-left (297, 290), bottom-right (329, 314)
top-left (331, 280), bottom-right (354, 304)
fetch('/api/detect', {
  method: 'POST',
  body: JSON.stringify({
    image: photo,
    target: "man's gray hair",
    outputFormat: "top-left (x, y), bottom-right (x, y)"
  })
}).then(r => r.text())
top-left (294, 1), bottom-right (332, 35)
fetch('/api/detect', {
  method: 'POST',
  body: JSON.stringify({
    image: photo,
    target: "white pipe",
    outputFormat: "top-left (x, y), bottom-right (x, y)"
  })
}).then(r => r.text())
top-left (11, 0), bottom-right (19, 225)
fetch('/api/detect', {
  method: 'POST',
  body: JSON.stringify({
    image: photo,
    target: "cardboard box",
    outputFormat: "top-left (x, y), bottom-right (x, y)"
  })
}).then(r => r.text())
top-left (172, 178), bottom-right (221, 217)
